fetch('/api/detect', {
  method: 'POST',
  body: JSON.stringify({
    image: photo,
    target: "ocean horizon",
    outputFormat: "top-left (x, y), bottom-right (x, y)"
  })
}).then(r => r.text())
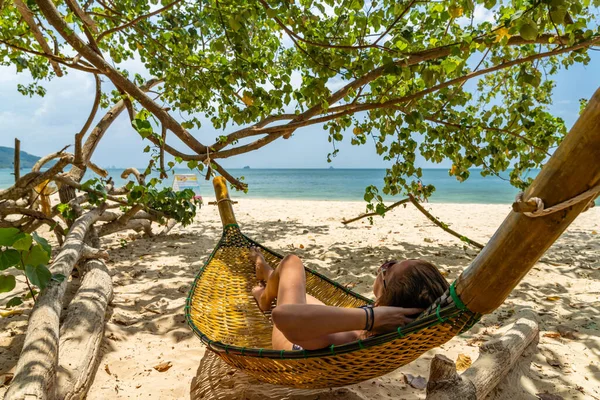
top-left (0, 167), bottom-right (534, 204)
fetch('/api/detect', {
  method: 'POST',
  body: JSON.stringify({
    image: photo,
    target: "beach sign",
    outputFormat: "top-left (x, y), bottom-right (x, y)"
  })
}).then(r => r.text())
top-left (172, 174), bottom-right (202, 201)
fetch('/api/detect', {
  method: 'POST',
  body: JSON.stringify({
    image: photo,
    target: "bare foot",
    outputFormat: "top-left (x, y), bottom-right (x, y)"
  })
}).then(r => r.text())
top-left (250, 247), bottom-right (273, 282)
top-left (252, 285), bottom-right (272, 311)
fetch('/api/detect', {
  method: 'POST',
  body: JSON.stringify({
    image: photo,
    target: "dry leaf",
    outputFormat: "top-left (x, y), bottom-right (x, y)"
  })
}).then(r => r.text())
top-left (0, 373), bottom-right (14, 387)
top-left (455, 354), bottom-right (472, 372)
top-left (153, 361), bottom-right (173, 372)
top-left (299, 244), bottom-right (305, 249)
top-left (591, 230), bottom-right (597, 235)
top-left (536, 393), bottom-right (564, 400)
top-left (403, 374), bottom-right (427, 390)
top-left (104, 364), bottom-right (111, 375)
top-left (545, 296), bottom-right (561, 301)
top-left (543, 332), bottom-right (561, 339)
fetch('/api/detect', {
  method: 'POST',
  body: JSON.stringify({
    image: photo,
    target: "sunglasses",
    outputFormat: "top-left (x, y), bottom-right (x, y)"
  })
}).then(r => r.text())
top-left (378, 260), bottom-right (398, 289)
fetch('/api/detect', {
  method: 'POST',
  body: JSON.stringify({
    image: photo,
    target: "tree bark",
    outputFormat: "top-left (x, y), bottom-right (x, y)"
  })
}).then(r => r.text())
top-left (426, 315), bottom-right (539, 400)
top-left (5, 206), bottom-right (106, 400)
top-left (56, 258), bottom-right (113, 400)
top-left (99, 218), bottom-right (153, 237)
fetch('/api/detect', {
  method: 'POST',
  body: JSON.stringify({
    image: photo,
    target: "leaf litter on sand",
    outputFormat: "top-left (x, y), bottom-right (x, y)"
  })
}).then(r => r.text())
top-left (455, 353), bottom-right (472, 372)
top-left (153, 361), bottom-right (173, 372)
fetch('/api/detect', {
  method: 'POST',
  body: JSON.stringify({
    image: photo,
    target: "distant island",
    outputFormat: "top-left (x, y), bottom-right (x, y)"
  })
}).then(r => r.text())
top-left (243, 166), bottom-right (251, 169)
top-left (0, 146), bottom-right (45, 169)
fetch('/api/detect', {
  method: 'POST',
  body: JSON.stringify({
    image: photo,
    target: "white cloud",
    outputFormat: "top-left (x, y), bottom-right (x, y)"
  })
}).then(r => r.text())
top-left (457, 5), bottom-right (496, 27)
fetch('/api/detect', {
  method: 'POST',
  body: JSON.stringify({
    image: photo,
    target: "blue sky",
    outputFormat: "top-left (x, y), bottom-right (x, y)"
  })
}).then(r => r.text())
top-left (0, 51), bottom-right (598, 170)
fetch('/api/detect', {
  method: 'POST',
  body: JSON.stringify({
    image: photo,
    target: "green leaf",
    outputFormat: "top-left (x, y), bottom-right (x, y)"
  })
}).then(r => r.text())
top-left (0, 228), bottom-right (24, 247)
top-left (51, 273), bottom-right (66, 283)
top-left (181, 121), bottom-right (195, 129)
top-left (22, 244), bottom-right (51, 268)
top-left (519, 20), bottom-right (538, 41)
top-left (25, 264), bottom-right (52, 290)
top-left (0, 249), bottom-right (21, 271)
top-left (12, 234), bottom-right (33, 251)
top-left (0, 274), bottom-right (16, 293)
top-left (32, 232), bottom-right (51, 257)
top-left (6, 296), bottom-right (23, 308)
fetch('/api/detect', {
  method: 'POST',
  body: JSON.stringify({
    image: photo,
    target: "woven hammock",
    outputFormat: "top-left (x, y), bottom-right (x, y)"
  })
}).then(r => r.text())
top-left (185, 178), bottom-right (480, 389)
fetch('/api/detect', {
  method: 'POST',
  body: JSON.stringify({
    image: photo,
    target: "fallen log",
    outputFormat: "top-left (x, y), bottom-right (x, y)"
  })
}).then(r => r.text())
top-left (56, 258), bottom-right (113, 400)
top-left (426, 315), bottom-right (539, 400)
top-left (5, 205), bottom-right (106, 400)
top-left (99, 218), bottom-right (153, 237)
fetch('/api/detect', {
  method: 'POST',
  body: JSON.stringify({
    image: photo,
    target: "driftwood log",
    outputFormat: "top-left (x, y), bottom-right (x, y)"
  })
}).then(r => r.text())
top-left (56, 258), bottom-right (113, 400)
top-left (5, 206), bottom-right (106, 400)
top-left (426, 315), bottom-right (539, 400)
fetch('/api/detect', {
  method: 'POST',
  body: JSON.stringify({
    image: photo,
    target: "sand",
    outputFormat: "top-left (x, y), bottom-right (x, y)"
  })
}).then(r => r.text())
top-left (1, 199), bottom-right (599, 399)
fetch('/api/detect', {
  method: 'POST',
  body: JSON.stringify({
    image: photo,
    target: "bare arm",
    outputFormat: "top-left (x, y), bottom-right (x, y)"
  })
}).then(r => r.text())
top-left (271, 304), bottom-right (422, 347)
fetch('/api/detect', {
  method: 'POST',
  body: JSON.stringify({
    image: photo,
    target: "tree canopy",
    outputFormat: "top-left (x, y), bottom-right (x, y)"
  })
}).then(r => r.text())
top-left (1, 0), bottom-right (599, 205)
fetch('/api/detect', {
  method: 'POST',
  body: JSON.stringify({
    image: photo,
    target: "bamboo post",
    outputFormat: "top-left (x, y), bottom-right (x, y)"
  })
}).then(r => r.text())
top-left (213, 176), bottom-right (237, 226)
top-left (14, 138), bottom-right (20, 182)
top-left (455, 87), bottom-right (600, 314)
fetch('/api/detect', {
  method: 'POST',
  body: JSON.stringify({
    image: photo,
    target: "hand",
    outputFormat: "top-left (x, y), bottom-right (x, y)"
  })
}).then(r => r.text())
top-left (371, 306), bottom-right (424, 334)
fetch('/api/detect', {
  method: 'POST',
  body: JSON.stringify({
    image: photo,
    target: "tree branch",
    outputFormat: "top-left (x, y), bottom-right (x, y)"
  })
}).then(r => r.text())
top-left (0, 157), bottom-right (71, 201)
top-left (35, 0), bottom-right (207, 156)
top-left (64, 0), bottom-right (98, 33)
top-left (342, 198), bottom-right (410, 225)
top-left (75, 74), bottom-right (102, 166)
top-left (408, 194), bottom-right (484, 249)
top-left (13, 0), bottom-right (63, 76)
top-left (96, 0), bottom-right (182, 42)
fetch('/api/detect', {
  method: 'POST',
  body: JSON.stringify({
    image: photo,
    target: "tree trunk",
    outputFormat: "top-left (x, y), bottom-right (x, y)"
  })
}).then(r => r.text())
top-left (456, 87), bottom-right (600, 314)
top-left (56, 258), bottom-right (113, 400)
top-left (426, 315), bottom-right (539, 400)
top-left (5, 206), bottom-right (106, 400)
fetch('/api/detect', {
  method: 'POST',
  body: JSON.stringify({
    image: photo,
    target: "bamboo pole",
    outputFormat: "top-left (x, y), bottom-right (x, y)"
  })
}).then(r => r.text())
top-left (213, 176), bottom-right (237, 226)
top-left (14, 138), bottom-right (20, 182)
top-left (455, 87), bottom-right (600, 314)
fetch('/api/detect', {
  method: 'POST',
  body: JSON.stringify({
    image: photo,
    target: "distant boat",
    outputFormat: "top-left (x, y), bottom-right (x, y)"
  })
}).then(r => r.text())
top-left (329, 166), bottom-right (335, 169)
top-left (243, 166), bottom-right (251, 169)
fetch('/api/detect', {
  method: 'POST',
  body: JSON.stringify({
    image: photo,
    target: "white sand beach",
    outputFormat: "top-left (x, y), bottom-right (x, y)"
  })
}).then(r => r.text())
top-left (1, 199), bottom-right (599, 399)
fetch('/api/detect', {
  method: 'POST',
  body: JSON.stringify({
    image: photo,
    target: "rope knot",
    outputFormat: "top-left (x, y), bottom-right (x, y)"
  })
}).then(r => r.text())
top-left (515, 192), bottom-right (545, 217)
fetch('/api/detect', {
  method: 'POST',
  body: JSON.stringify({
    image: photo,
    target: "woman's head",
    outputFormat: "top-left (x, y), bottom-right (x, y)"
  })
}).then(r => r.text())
top-left (373, 259), bottom-right (449, 310)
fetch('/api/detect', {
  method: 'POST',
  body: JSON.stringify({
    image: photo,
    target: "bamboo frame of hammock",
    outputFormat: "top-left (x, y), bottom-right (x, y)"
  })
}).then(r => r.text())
top-left (186, 88), bottom-right (600, 388)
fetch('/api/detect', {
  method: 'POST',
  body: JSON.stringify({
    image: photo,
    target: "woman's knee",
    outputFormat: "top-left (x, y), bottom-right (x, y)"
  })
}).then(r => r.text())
top-left (282, 254), bottom-right (301, 263)
top-left (279, 254), bottom-right (302, 271)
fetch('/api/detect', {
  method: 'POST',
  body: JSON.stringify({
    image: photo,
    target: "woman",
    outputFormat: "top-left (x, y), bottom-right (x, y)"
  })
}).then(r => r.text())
top-left (250, 248), bottom-right (450, 351)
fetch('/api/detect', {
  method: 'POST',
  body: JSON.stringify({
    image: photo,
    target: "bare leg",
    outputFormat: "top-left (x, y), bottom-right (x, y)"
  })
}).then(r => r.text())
top-left (250, 250), bottom-right (325, 350)
top-left (252, 252), bottom-right (306, 312)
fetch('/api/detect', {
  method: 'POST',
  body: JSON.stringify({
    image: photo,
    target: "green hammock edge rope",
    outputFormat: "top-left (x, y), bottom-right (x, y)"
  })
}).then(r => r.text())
top-left (185, 224), bottom-right (480, 360)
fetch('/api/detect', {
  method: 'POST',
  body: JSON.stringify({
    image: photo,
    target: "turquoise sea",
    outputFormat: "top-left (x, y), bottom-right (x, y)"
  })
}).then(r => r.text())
top-left (0, 168), bottom-right (536, 204)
